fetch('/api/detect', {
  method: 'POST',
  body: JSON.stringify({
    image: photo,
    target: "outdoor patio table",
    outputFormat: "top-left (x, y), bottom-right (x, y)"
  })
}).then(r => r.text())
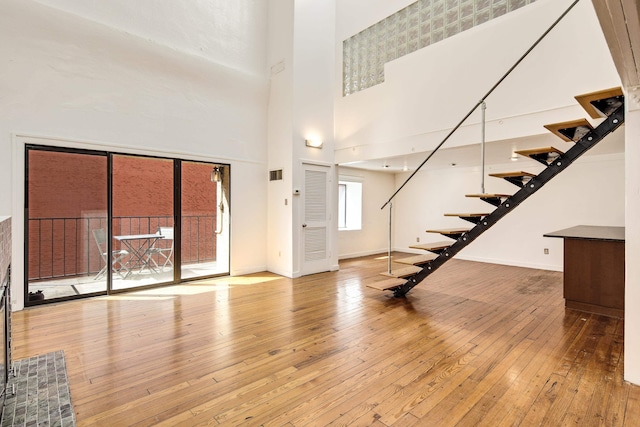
top-left (114, 233), bottom-right (165, 277)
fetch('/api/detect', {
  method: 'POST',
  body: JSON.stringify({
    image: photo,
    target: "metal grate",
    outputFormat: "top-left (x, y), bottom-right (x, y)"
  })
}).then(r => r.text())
top-left (269, 169), bottom-right (283, 181)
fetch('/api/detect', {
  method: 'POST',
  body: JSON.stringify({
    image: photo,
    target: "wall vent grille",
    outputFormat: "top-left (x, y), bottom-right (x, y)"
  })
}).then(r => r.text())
top-left (269, 169), bottom-right (283, 181)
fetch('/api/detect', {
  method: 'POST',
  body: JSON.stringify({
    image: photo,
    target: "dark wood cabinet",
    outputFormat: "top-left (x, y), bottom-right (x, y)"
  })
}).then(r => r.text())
top-left (544, 226), bottom-right (624, 318)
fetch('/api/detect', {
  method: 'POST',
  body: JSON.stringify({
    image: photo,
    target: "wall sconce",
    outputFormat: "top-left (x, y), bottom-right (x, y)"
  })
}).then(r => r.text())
top-left (210, 166), bottom-right (223, 183)
top-left (305, 138), bottom-right (323, 149)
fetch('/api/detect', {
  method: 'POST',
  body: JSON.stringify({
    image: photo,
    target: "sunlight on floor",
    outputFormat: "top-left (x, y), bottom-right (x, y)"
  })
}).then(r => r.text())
top-left (28, 261), bottom-right (235, 300)
top-left (109, 274), bottom-right (283, 299)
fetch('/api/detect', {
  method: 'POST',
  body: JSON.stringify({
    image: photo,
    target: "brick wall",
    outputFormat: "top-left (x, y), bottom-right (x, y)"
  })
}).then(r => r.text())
top-left (27, 150), bottom-right (220, 280)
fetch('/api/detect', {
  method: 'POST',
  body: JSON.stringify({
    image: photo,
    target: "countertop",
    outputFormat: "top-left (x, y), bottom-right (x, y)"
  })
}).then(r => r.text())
top-left (543, 225), bottom-right (625, 242)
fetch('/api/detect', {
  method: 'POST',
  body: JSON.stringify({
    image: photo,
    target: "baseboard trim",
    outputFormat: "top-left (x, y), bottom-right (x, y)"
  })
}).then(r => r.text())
top-left (338, 248), bottom-right (390, 260)
top-left (455, 254), bottom-right (562, 272)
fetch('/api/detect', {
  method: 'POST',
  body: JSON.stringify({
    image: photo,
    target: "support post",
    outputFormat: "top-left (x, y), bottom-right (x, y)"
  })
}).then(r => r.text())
top-left (481, 101), bottom-right (487, 194)
top-left (388, 202), bottom-right (392, 274)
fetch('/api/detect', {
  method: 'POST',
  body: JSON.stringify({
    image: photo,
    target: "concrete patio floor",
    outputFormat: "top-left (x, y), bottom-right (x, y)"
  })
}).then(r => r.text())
top-left (27, 261), bottom-right (226, 301)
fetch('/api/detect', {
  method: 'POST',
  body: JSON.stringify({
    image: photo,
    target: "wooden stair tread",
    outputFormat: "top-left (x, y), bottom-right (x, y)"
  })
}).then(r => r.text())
top-left (575, 87), bottom-right (624, 119)
top-left (425, 228), bottom-right (471, 234)
top-left (514, 146), bottom-right (565, 166)
top-left (444, 213), bottom-right (490, 217)
top-left (409, 241), bottom-right (452, 251)
top-left (544, 119), bottom-right (593, 142)
top-left (489, 171), bottom-right (537, 178)
top-left (380, 265), bottom-right (422, 278)
top-left (466, 193), bottom-right (511, 198)
top-left (367, 277), bottom-right (406, 291)
top-left (396, 254), bottom-right (438, 265)
top-left (514, 146), bottom-right (564, 157)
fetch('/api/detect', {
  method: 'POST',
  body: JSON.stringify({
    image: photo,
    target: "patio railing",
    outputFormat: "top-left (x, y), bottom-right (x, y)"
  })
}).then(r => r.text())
top-left (28, 215), bottom-right (217, 281)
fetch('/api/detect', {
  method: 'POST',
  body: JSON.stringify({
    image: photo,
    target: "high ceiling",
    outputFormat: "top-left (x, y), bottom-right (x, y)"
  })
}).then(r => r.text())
top-left (591, 0), bottom-right (640, 91)
top-left (340, 127), bottom-right (625, 173)
top-left (31, 0), bottom-right (268, 75)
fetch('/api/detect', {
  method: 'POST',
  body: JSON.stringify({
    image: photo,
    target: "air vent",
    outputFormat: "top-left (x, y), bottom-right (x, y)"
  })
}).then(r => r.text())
top-left (269, 169), bottom-right (283, 181)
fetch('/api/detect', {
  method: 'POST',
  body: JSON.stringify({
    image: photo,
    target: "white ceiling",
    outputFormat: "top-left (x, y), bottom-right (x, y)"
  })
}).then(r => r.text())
top-left (31, 0), bottom-right (268, 75)
top-left (338, 126), bottom-right (625, 173)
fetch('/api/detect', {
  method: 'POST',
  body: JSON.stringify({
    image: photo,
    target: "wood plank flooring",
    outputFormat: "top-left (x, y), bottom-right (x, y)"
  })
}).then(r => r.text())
top-left (11, 254), bottom-right (640, 426)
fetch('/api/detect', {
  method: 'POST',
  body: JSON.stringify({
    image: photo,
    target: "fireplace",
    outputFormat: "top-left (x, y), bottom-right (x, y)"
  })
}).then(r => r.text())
top-left (0, 265), bottom-right (11, 415)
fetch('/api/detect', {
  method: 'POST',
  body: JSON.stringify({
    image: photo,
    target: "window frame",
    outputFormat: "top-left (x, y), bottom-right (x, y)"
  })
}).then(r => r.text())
top-left (337, 176), bottom-right (363, 231)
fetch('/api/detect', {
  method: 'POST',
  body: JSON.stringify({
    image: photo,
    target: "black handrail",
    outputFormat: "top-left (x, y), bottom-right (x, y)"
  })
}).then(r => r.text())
top-left (381, 0), bottom-right (582, 210)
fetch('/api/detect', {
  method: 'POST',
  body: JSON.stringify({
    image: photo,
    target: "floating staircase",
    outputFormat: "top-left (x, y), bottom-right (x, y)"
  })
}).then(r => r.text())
top-left (443, 213), bottom-right (491, 225)
top-left (488, 171), bottom-right (537, 188)
top-left (513, 147), bottom-right (564, 166)
top-left (368, 87), bottom-right (625, 297)
top-left (395, 253), bottom-right (438, 265)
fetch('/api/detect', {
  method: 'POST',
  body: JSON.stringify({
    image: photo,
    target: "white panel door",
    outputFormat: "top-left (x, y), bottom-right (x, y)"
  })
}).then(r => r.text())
top-left (302, 163), bottom-right (331, 275)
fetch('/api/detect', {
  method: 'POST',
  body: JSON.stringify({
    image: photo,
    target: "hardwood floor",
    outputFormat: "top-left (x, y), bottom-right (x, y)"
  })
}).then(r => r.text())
top-left (11, 254), bottom-right (640, 426)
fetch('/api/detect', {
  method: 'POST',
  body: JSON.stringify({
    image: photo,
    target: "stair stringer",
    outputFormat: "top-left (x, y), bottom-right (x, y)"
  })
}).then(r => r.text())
top-left (390, 104), bottom-right (625, 297)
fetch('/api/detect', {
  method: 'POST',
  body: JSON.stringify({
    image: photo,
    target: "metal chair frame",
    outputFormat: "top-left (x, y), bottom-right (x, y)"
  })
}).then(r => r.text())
top-left (92, 229), bottom-right (130, 280)
top-left (147, 227), bottom-right (174, 271)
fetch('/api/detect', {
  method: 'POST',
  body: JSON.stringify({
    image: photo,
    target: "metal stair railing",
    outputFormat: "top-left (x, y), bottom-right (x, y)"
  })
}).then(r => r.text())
top-left (380, 0), bottom-right (582, 277)
top-left (391, 102), bottom-right (625, 297)
top-left (381, 0), bottom-right (582, 211)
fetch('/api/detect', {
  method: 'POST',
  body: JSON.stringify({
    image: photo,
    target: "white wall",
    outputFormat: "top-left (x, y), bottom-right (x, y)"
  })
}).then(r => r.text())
top-left (291, 0), bottom-right (337, 275)
top-left (392, 147), bottom-right (625, 271)
top-left (334, 0), bottom-right (621, 165)
top-left (31, 0), bottom-right (268, 76)
top-left (267, 0), bottom-right (295, 277)
top-left (625, 108), bottom-right (640, 384)
top-left (337, 167), bottom-right (396, 259)
top-left (267, 0), bottom-right (337, 277)
top-left (0, 0), bottom-right (270, 309)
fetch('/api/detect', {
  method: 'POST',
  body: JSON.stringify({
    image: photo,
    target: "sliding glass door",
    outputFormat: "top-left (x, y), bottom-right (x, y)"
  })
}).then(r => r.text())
top-left (25, 145), bottom-right (231, 305)
top-left (111, 155), bottom-right (175, 291)
top-left (180, 162), bottom-right (230, 280)
top-left (26, 147), bottom-right (108, 303)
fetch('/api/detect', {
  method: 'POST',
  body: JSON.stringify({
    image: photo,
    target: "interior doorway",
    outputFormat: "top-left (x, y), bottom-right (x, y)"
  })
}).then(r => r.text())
top-left (301, 163), bottom-right (332, 276)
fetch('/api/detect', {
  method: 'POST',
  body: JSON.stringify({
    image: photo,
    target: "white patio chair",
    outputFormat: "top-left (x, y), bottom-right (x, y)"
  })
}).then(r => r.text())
top-left (148, 226), bottom-right (174, 271)
top-left (93, 229), bottom-right (129, 279)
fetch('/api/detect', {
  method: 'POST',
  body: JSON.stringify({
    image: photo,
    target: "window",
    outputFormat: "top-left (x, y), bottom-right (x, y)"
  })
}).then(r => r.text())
top-left (342, 0), bottom-right (538, 96)
top-left (338, 179), bottom-right (362, 231)
top-left (25, 144), bottom-right (230, 305)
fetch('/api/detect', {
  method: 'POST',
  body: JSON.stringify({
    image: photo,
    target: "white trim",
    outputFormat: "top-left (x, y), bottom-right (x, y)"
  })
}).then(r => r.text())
top-left (13, 132), bottom-right (265, 166)
top-left (338, 174), bottom-right (364, 182)
top-left (338, 248), bottom-right (390, 260)
top-left (393, 247), bottom-right (563, 272)
top-left (455, 254), bottom-right (562, 272)
top-left (230, 265), bottom-right (268, 277)
top-left (300, 159), bottom-right (334, 167)
top-left (11, 133), bottom-right (245, 310)
top-left (11, 134), bottom-right (25, 311)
